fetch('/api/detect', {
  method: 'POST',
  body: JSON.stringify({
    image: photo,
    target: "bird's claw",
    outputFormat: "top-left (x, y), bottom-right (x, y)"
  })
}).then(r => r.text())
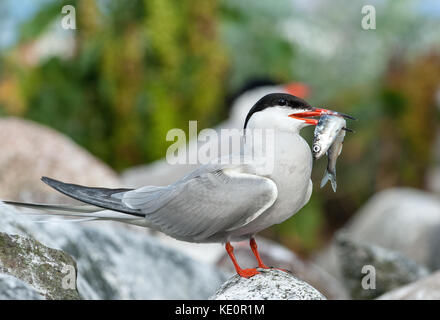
top-left (237, 268), bottom-right (260, 278)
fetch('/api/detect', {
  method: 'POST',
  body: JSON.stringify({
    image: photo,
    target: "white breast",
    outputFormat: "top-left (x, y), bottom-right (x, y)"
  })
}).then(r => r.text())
top-left (228, 129), bottom-right (313, 239)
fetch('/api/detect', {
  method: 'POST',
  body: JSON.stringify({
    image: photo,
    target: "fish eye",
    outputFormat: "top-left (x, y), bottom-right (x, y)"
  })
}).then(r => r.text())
top-left (313, 145), bottom-right (321, 153)
top-left (278, 99), bottom-right (287, 106)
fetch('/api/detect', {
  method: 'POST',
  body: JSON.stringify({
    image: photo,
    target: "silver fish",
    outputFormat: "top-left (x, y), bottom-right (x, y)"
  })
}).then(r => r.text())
top-left (312, 115), bottom-right (346, 160)
top-left (320, 128), bottom-right (345, 192)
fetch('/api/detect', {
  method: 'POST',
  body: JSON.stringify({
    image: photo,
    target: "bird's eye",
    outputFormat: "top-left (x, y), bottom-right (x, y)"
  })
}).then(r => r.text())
top-left (313, 145), bottom-right (321, 153)
top-left (278, 99), bottom-right (287, 106)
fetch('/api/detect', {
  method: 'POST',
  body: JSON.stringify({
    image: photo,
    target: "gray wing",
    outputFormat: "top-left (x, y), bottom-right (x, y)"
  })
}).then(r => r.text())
top-left (122, 163), bottom-right (278, 241)
top-left (40, 177), bottom-right (144, 216)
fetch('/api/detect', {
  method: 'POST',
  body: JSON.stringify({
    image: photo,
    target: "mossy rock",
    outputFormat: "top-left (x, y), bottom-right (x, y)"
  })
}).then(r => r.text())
top-left (0, 232), bottom-right (80, 300)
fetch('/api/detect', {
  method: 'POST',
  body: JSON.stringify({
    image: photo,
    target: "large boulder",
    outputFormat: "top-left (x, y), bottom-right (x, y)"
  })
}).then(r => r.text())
top-left (215, 237), bottom-right (348, 299)
top-left (313, 188), bottom-right (440, 283)
top-left (377, 271), bottom-right (440, 300)
top-left (0, 232), bottom-right (80, 300)
top-left (336, 233), bottom-right (429, 299)
top-left (347, 188), bottom-right (440, 270)
top-left (0, 202), bottom-right (226, 299)
top-left (343, 188), bottom-right (440, 269)
top-left (0, 117), bottom-right (120, 203)
top-left (210, 268), bottom-right (326, 300)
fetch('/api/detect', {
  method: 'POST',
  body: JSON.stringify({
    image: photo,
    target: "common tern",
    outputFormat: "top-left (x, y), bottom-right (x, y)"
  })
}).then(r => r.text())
top-left (4, 93), bottom-right (351, 278)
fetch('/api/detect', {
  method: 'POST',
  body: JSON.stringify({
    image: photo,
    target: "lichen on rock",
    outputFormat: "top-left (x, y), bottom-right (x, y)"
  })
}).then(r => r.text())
top-left (0, 232), bottom-right (80, 300)
top-left (210, 268), bottom-right (326, 300)
top-left (336, 233), bottom-right (429, 299)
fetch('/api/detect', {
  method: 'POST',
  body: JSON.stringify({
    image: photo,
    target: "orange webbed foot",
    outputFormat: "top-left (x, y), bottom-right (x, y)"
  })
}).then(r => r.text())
top-left (237, 268), bottom-right (260, 278)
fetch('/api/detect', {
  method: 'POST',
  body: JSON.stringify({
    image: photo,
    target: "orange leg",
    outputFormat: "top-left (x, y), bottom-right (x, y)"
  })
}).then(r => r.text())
top-left (250, 238), bottom-right (269, 269)
top-left (250, 238), bottom-right (290, 273)
top-left (225, 242), bottom-right (259, 278)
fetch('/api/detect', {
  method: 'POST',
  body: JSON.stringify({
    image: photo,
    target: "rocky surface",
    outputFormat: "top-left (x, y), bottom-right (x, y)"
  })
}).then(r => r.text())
top-left (0, 202), bottom-right (227, 299)
top-left (0, 232), bottom-right (79, 300)
top-left (0, 232), bottom-right (80, 299)
top-left (210, 268), bottom-right (326, 300)
top-left (0, 274), bottom-right (44, 300)
top-left (216, 237), bottom-right (348, 299)
top-left (336, 233), bottom-right (429, 299)
top-left (0, 117), bottom-right (120, 203)
top-left (377, 271), bottom-right (440, 300)
top-left (343, 188), bottom-right (440, 270)
top-left (313, 188), bottom-right (440, 283)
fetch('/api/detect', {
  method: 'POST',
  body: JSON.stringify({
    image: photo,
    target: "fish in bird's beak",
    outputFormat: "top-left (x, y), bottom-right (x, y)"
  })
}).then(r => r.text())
top-left (288, 107), bottom-right (356, 125)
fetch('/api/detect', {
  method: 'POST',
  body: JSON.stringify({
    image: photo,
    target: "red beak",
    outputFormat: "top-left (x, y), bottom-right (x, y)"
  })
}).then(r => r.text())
top-left (288, 114), bottom-right (319, 125)
top-left (288, 108), bottom-right (356, 125)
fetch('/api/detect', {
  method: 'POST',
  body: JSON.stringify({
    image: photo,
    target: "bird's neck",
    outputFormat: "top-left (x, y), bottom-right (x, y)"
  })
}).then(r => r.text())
top-left (244, 127), bottom-right (311, 176)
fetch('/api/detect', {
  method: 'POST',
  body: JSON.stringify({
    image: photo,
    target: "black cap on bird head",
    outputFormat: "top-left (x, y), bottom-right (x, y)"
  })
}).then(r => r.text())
top-left (243, 93), bottom-right (313, 130)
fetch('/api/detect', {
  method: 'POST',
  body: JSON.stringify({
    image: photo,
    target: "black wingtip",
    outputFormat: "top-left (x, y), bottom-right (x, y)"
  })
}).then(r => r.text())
top-left (41, 176), bottom-right (67, 190)
top-left (41, 176), bottom-right (56, 186)
top-left (38, 177), bottom-right (142, 216)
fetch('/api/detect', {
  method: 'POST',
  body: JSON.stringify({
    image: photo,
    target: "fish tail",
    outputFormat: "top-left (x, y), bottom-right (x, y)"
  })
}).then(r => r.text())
top-left (320, 170), bottom-right (330, 188)
top-left (320, 170), bottom-right (337, 192)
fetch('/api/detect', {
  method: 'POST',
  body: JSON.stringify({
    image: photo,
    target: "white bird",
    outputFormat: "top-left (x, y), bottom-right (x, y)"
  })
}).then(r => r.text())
top-left (5, 93), bottom-right (348, 278)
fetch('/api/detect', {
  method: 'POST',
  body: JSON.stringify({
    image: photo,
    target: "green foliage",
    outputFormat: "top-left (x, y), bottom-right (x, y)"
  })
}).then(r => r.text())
top-left (220, 0), bottom-right (295, 90)
top-left (19, 1), bottom-right (67, 42)
top-left (276, 197), bottom-right (325, 252)
top-left (380, 89), bottom-right (408, 118)
top-left (7, 0), bottom-right (228, 170)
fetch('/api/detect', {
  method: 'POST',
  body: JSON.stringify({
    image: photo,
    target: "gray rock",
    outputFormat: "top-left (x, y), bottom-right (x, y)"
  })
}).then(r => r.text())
top-left (312, 188), bottom-right (440, 281)
top-left (216, 237), bottom-right (349, 299)
top-left (0, 202), bottom-right (227, 299)
top-left (377, 271), bottom-right (440, 300)
top-left (345, 188), bottom-right (440, 270)
top-left (426, 166), bottom-right (440, 195)
top-left (0, 274), bottom-right (44, 300)
top-left (210, 268), bottom-right (326, 300)
top-left (0, 232), bottom-right (80, 299)
top-left (336, 233), bottom-right (429, 299)
top-left (0, 117), bottom-right (120, 203)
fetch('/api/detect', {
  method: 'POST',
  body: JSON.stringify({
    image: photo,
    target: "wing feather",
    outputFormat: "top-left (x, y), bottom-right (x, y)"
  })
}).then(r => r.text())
top-left (122, 164), bottom-right (278, 241)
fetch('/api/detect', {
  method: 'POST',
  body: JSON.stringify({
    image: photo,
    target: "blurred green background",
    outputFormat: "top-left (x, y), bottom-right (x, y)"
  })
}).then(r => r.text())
top-left (0, 0), bottom-right (439, 255)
